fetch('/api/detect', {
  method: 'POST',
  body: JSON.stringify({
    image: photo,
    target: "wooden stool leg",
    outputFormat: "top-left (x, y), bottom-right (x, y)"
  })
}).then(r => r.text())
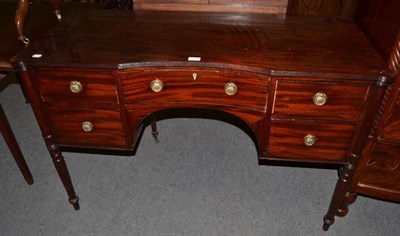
top-left (0, 103), bottom-right (33, 185)
top-left (151, 116), bottom-right (159, 143)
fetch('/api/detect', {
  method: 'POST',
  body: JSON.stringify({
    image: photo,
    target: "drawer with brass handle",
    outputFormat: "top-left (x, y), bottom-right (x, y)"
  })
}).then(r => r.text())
top-left (267, 119), bottom-right (355, 162)
top-left (272, 80), bottom-right (370, 121)
top-left (34, 68), bottom-right (118, 104)
top-left (46, 106), bottom-right (127, 148)
top-left (121, 69), bottom-right (269, 112)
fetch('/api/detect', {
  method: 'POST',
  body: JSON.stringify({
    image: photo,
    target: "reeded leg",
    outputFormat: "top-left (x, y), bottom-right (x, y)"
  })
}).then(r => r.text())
top-left (0, 103), bottom-right (33, 185)
top-left (151, 117), bottom-right (159, 143)
top-left (44, 135), bottom-right (80, 210)
top-left (15, 0), bottom-right (30, 45)
top-left (323, 163), bottom-right (355, 231)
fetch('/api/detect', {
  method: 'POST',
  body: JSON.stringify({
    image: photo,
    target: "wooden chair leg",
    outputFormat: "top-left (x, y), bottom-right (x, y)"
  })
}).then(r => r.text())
top-left (0, 103), bottom-right (33, 185)
top-left (15, 0), bottom-right (30, 45)
top-left (15, 0), bottom-right (62, 45)
top-left (150, 116), bottom-right (159, 143)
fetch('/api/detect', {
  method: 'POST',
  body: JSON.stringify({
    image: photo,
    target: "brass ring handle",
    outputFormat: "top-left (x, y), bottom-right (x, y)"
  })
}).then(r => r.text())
top-left (303, 134), bottom-right (317, 147)
top-left (81, 121), bottom-right (93, 132)
top-left (150, 79), bottom-right (164, 92)
top-left (224, 82), bottom-right (238, 96)
top-left (69, 81), bottom-right (83, 94)
top-left (313, 92), bottom-right (328, 106)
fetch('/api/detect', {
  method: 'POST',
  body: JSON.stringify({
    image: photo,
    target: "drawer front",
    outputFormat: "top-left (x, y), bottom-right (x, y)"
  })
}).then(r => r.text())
top-left (273, 81), bottom-right (369, 120)
top-left (267, 120), bottom-right (355, 162)
top-left (121, 69), bottom-right (269, 111)
top-left (46, 106), bottom-right (127, 147)
top-left (34, 69), bottom-right (118, 104)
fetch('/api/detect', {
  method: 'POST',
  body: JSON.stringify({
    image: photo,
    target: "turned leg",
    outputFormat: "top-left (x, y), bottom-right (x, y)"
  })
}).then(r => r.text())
top-left (15, 0), bottom-right (30, 45)
top-left (16, 63), bottom-right (79, 209)
top-left (336, 192), bottom-right (358, 217)
top-left (44, 135), bottom-right (80, 210)
top-left (0, 103), bottom-right (33, 185)
top-left (151, 116), bottom-right (159, 143)
top-left (323, 163), bottom-right (355, 231)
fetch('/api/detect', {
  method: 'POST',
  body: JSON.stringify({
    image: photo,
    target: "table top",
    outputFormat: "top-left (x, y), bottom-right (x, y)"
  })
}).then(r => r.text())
top-left (13, 9), bottom-right (386, 79)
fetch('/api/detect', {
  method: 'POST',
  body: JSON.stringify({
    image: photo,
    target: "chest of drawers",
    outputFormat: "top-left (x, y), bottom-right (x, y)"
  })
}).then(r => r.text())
top-left (12, 9), bottom-right (390, 230)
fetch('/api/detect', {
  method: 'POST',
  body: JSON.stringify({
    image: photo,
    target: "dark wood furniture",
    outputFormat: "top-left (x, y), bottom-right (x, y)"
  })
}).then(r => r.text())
top-left (355, 0), bottom-right (400, 65)
top-left (2, 2), bottom-right (58, 71)
top-left (133, 0), bottom-right (288, 15)
top-left (322, 0), bottom-right (400, 228)
top-left (1, 2), bottom-right (99, 73)
top-left (1, 69), bottom-right (33, 186)
top-left (12, 9), bottom-right (392, 230)
top-left (15, 0), bottom-right (62, 45)
top-left (14, 0), bottom-right (289, 44)
top-left (0, 94), bottom-right (33, 185)
top-left (353, 0), bottom-right (400, 202)
top-left (287, 0), bottom-right (358, 18)
top-left (0, 3), bottom-right (100, 185)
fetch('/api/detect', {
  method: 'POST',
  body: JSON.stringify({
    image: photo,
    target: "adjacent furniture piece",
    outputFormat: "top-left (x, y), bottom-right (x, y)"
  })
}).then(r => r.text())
top-left (2, 2), bottom-right (57, 71)
top-left (15, 0), bottom-right (62, 45)
top-left (0, 81), bottom-right (33, 185)
top-left (322, 0), bottom-right (400, 229)
top-left (353, 0), bottom-right (400, 204)
top-left (12, 9), bottom-right (390, 230)
top-left (350, 38), bottom-right (400, 207)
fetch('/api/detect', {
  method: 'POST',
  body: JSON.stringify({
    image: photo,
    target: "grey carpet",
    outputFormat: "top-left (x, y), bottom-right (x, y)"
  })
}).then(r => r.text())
top-left (1, 81), bottom-right (400, 236)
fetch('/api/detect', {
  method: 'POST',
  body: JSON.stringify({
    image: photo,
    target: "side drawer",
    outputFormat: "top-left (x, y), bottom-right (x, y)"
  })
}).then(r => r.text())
top-left (273, 80), bottom-right (369, 120)
top-left (34, 68), bottom-right (118, 104)
top-left (121, 69), bottom-right (269, 111)
top-left (46, 106), bottom-right (127, 148)
top-left (267, 120), bottom-right (355, 162)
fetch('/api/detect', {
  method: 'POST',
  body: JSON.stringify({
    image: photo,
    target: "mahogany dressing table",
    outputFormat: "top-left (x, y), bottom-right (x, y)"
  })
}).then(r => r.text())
top-left (12, 9), bottom-right (392, 230)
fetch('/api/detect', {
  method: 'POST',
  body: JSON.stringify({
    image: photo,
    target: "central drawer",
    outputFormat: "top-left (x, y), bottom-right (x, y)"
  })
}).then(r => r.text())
top-left (120, 69), bottom-right (269, 111)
